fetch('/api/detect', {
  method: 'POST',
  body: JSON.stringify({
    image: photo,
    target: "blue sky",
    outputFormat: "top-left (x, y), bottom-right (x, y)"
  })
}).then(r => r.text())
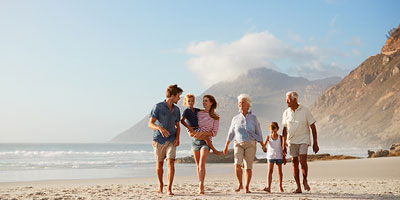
top-left (1, 0), bottom-right (399, 143)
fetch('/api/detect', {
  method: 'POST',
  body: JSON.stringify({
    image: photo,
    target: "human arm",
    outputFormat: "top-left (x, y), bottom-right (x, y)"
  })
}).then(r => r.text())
top-left (181, 116), bottom-right (195, 137)
top-left (263, 135), bottom-right (270, 152)
top-left (148, 117), bottom-right (170, 137)
top-left (280, 135), bottom-right (287, 165)
top-left (223, 140), bottom-right (230, 155)
top-left (310, 123), bottom-right (319, 153)
top-left (223, 118), bottom-right (236, 155)
top-left (282, 127), bottom-right (287, 154)
top-left (174, 121), bottom-right (180, 147)
top-left (263, 135), bottom-right (269, 146)
top-left (281, 111), bottom-right (288, 154)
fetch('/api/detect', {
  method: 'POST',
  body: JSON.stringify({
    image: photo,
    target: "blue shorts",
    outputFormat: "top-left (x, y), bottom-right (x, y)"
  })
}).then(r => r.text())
top-left (192, 138), bottom-right (210, 151)
top-left (268, 159), bottom-right (283, 165)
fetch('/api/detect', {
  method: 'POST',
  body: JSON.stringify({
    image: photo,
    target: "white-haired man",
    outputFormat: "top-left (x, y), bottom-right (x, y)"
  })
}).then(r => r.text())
top-left (282, 91), bottom-right (319, 193)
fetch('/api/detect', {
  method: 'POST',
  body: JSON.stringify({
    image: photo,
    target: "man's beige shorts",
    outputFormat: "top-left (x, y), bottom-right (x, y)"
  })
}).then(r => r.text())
top-left (234, 140), bottom-right (257, 169)
top-left (289, 143), bottom-right (308, 157)
top-left (152, 141), bottom-right (176, 162)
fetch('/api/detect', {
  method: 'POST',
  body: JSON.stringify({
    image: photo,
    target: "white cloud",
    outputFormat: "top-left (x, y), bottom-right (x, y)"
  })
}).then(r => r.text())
top-left (186, 31), bottom-right (348, 86)
top-left (186, 32), bottom-right (283, 86)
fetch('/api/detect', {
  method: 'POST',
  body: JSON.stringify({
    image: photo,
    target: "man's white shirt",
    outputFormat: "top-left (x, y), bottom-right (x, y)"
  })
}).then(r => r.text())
top-left (282, 104), bottom-right (316, 145)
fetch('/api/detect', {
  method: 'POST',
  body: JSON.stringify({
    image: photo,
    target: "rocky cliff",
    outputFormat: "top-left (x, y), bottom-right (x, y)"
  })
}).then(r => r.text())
top-left (311, 25), bottom-right (400, 147)
top-left (382, 24), bottom-right (400, 55)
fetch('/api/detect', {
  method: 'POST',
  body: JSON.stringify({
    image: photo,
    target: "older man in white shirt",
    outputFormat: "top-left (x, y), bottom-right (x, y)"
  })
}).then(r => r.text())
top-left (282, 91), bottom-right (319, 193)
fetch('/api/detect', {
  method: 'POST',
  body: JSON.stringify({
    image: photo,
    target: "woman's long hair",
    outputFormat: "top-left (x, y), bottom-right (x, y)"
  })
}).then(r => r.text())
top-left (204, 95), bottom-right (219, 120)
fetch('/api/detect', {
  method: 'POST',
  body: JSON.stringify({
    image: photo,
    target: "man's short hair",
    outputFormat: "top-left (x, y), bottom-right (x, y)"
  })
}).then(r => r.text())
top-left (166, 84), bottom-right (183, 98)
top-left (286, 91), bottom-right (298, 101)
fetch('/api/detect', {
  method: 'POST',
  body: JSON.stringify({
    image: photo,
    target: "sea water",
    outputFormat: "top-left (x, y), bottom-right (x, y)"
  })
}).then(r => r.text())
top-left (0, 143), bottom-right (373, 182)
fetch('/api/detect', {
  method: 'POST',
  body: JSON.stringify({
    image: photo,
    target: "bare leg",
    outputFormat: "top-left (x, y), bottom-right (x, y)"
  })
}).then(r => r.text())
top-left (292, 157), bottom-right (302, 193)
top-left (264, 162), bottom-right (273, 193)
top-left (234, 164), bottom-right (243, 192)
top-left (198, 136), bottom-right (222, 155)
top-left (156, 161), bottom-right (164, 194)
top-left (193, 150), bottom-right (201, 194)
top-left (167, 159), bottom-right (175, 195)
top-left (198, 148), bottom-right (210, 194)
top-left (245, 169), bottom-right (252, 193)
top-left (193, 151), bottom-right (201, 179)
top-left (299, 154), bottom-right (310, 191)
top-left (277, 164), bottom-right (284, 192)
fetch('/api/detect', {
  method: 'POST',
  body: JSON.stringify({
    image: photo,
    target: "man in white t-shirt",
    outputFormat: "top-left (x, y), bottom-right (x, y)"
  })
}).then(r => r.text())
top-left (282, 91), bottom-right (319, 193)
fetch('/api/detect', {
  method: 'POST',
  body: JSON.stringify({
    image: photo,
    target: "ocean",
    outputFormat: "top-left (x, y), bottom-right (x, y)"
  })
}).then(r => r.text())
top-left (0, 143), bottom-right (374, 182)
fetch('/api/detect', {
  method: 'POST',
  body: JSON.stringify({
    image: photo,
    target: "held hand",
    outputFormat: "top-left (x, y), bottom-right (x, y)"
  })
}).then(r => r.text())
top-left (313, 143), bottom-right (319, 154)
top-left (262, 144), bottom-right (267, 153)
top-left (159, 127), bottom-right (170, 137)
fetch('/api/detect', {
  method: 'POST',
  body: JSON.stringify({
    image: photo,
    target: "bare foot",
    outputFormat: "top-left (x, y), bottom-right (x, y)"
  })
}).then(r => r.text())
top-left (245, 189), bottom-right (251, 193)
top-left (199, 183), bottom-right (205, 194)
top-left (158, 184), bottom-right (163, 194)
top-left (303, 180), bottom-right (311, 191)
top-left (280, 187), bottom-right (284, 192)
top-left (292, 188), bottom-right (302, 193)
top-left (213, 150), bottom-right (223, 156)
top-left (263, 187), bottom-right (271, 193)
top-left (235, 185), bottom-right (243, 192)
top-left (167, 191), bottom-right (174, 196)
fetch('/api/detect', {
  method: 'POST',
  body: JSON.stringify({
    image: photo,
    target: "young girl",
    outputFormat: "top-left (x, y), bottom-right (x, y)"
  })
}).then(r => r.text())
top-left (181, 94), bottom-right (222, 155)
top-left (263, 122), bottom-right (286, 193)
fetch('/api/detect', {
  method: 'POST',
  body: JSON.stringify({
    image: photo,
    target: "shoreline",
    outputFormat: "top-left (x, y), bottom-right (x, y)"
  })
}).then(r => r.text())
top-left (1, 157), bottom-right (399, 199)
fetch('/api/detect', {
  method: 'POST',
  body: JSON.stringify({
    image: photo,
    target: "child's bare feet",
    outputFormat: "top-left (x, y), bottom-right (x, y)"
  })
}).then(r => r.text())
top-left (263, 187), bottom-right (271, 193)
top-left (235, 185), bottom-right (243, 192)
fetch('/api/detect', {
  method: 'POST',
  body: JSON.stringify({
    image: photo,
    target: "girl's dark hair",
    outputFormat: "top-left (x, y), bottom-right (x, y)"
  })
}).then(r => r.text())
top-left (204, 95), bottom-right (219, 120)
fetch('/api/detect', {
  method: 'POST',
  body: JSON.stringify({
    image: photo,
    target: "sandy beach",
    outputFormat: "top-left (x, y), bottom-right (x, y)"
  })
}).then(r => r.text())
top-left (1, 157), bottom-right (399, 200)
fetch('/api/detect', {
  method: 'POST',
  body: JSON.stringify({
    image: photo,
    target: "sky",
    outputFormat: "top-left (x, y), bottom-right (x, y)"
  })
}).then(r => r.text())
top-left (0, 0), bottom-right (399, 143)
